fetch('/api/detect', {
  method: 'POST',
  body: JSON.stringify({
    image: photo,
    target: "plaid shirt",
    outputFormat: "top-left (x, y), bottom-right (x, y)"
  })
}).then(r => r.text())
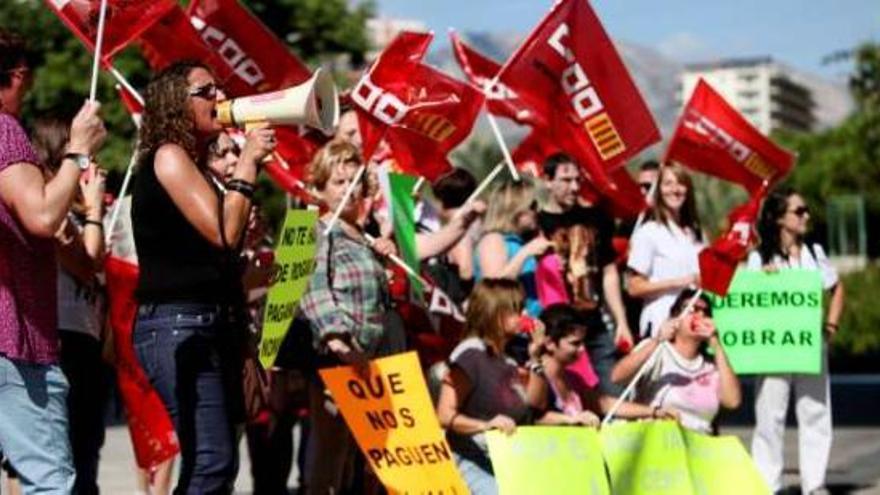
top-left (299, 221), bottom-right (390, 356)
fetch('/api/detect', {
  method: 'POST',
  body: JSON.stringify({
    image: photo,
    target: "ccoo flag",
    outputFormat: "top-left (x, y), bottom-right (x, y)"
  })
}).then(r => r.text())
top-left (665, 79), bottom-right (796, 194)
top-left (353, 32), bottom-right (484, 181)
top-left (187, 0), bottom-right (312, 96)
top-left (496, 0), bottom-right (660, 179)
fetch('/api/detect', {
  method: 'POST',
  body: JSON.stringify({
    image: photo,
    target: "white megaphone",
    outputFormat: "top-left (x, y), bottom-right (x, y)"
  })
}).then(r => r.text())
top-left (215, 68), bottom-right (339, 135)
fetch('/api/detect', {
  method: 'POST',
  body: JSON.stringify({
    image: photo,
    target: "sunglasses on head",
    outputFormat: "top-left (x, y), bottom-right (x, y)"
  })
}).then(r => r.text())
top-left (188, 82), bottom-right (219, 100)
top-left (789, 206), bottom-right (809, 217)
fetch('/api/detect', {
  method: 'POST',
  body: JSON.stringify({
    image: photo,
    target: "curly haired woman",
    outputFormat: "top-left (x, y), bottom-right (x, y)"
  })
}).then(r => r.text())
top-left (131, 61), bottom-right (275, 493)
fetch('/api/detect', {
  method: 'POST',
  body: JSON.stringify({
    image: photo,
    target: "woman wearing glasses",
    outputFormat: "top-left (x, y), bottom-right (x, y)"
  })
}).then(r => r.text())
top-left (749, 188), bottom-right (844, 495)
top-left (626, 164), bottom-right (705, 338)
top-left (131, 62), bottom-right (276, 493)
top-left (611, 289), bottom-right (741, 434)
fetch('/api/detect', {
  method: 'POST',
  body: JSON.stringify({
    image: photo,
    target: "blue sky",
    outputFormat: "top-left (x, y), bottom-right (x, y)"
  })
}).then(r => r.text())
top-left (375, 0), bottom-right (879, 80)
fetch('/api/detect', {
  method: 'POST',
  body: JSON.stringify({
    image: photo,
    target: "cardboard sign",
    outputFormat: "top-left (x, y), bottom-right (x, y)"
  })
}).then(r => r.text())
top-left (318, 352), bottom-right (467, 494)
top-left (600, 421), bottom-right (769, 495)
top-left (709, 269), bottom-right (823, 374)
top-left (487, 426), bottom-right (610, 495)
top-left (259, 209), bottom-right (318, 368)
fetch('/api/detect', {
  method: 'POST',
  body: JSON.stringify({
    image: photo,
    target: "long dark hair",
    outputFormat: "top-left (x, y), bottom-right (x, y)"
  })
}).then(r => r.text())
top-left (137, 61), bottom-right (209, 168)
top-left (757, 186), bottom-right (798, 265)
top-left (648, 164), bottom-right (703, 242)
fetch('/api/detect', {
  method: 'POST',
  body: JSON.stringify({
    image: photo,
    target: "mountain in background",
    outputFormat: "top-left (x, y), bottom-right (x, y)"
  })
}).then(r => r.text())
top-left (426, 30), bottom-right (854, 151)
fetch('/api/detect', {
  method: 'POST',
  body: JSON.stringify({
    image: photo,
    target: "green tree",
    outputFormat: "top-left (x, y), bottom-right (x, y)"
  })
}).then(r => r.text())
top-left (773, 42), bottom-right (880, 257)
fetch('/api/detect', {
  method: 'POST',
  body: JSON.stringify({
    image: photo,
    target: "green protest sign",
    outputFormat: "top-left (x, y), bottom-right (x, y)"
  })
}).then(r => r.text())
top-left (487, 426), bottom-right (609, 495)
top-left (708, 269), bottom-right (823, 374)
top-left (601, 421), bottom-right (691, 495)
top-left (259, 209), bottom-right (319, 368)
top-left (681, 428), bottom-right (769, 495)
top-left (600, 421), bottom-right (769, 495)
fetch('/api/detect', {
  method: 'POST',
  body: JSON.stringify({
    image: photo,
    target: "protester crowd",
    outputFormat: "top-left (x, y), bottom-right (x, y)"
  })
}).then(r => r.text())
top-left (0, 21), bottom-right (846, 495)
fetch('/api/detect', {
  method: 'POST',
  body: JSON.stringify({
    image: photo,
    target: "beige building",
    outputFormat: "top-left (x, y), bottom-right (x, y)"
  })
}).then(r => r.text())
top-left (678, 57), bottom-right (816, 134)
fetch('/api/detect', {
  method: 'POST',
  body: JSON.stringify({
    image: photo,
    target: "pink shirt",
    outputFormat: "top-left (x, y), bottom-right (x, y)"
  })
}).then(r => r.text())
top-left (0, 112), bottom-right (59, 364)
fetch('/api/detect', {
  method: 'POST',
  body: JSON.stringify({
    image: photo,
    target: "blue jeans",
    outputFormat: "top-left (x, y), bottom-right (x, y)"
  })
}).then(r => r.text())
top-left (0, 355), bottom-right (75, 494)
top-left (133, 303), bottom-right (245, 495)
top-left (454, 452), bottom-right (498, 495)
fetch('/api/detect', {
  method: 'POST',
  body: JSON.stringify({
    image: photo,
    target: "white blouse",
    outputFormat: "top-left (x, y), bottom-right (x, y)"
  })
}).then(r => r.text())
top-left (628, 220), bottom-right (704, 338)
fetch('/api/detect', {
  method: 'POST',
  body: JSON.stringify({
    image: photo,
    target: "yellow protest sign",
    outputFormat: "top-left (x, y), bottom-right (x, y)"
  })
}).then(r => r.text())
top-left (600, 421), bottom-right (769, 495)
top-left (486, 426), bottom-right (610, 495)
top-left (318, 352), bottom-right (468, 495)
top-left (259, 209), bottom-right (318, 368)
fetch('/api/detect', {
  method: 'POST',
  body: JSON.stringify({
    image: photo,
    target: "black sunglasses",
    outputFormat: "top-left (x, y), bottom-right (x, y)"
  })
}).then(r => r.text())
top-left (789, 206), bottom-right (809, 217)
top-left (188, 82), bottom-right (219, 100)
top-left (639, 182), bottom-right (653, 193)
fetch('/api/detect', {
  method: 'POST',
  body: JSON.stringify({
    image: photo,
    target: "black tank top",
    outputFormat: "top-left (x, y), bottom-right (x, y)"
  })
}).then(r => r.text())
top-left (132, 152), bottom-right (243, 304)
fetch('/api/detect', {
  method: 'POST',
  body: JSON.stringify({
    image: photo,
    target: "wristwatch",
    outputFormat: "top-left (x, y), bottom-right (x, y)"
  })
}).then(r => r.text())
top-left (62, 152), bottom-right (90, 171)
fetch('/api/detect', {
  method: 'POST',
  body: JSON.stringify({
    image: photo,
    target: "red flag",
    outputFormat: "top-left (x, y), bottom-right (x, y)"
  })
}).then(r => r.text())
top-left (383, 63), bottom-right (484, 181)
top-left (449, 31), bottom-right (547, 128)
top-left (138, 5), bottom-right (236, 86)
top-left (496, 0), bottom-right (660, 180)
top-left (699, 186), bottom-right (768, 296)
top-left (352, 31), bottom-right (432, 162)
top-left (187, 0), bottom-right (312, 95)
top-left (45, 0), bottom-right (175, 62)
top-left (104, 256), bottom-right (180, 469)
top-left (666, 79), bottom-right (796, 194)
top-left (353, 32), bottom-right (483, 180)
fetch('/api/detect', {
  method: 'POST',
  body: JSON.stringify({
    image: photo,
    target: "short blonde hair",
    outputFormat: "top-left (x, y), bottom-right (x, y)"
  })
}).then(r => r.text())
top-left (465, 278), bottom-right (524, 352)
top-left (305, 140), bottom-right (363, 191)
top-left (482, 181), bottom-right (537, 234)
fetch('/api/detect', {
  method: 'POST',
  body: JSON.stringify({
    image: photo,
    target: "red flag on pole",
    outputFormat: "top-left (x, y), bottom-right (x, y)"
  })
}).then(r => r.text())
top-left (352, 31), bottom-right (432, 163)
top-left (45, 0), bottom-right (175, 63)
top-left (449, 31), bottom-right (547, 128)
top-left (353, 32), bottom-right (483, 180)
top-left (698, 185), bottom-right (768, 296)
top-left (496, 0), bottom-right (660, 179)
top-left (665, 79), bottom-right (796, 194)
top-left (187, 0), bottom-right (312, 95)
top-left (383, 62), bottom-right (485, 181)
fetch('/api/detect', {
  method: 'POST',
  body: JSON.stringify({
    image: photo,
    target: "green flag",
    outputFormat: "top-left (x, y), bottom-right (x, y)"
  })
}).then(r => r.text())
top-left (388, 172), bottom-right (423, 299)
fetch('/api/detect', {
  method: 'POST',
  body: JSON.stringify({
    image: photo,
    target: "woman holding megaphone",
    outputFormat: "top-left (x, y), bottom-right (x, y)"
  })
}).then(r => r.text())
top-left (131, 61), bottom-right (276, 493)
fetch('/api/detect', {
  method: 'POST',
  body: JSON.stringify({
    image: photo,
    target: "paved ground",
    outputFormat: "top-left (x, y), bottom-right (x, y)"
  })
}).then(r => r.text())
top-left (3, 424), bottom-right (877, 493)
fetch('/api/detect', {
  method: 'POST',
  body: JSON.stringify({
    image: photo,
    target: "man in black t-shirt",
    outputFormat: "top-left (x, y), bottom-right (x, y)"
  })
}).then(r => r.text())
top-left (537, 153), bottom-right (633, 396)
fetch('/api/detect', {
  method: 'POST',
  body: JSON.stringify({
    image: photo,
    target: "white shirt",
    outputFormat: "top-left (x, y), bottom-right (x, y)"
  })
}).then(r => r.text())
top-left (634, 340), bottom-right (720, 434)
top-left (628, 220), bottom-right (704, 337)
top-left (746, 243), bottom-right (838, 290)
